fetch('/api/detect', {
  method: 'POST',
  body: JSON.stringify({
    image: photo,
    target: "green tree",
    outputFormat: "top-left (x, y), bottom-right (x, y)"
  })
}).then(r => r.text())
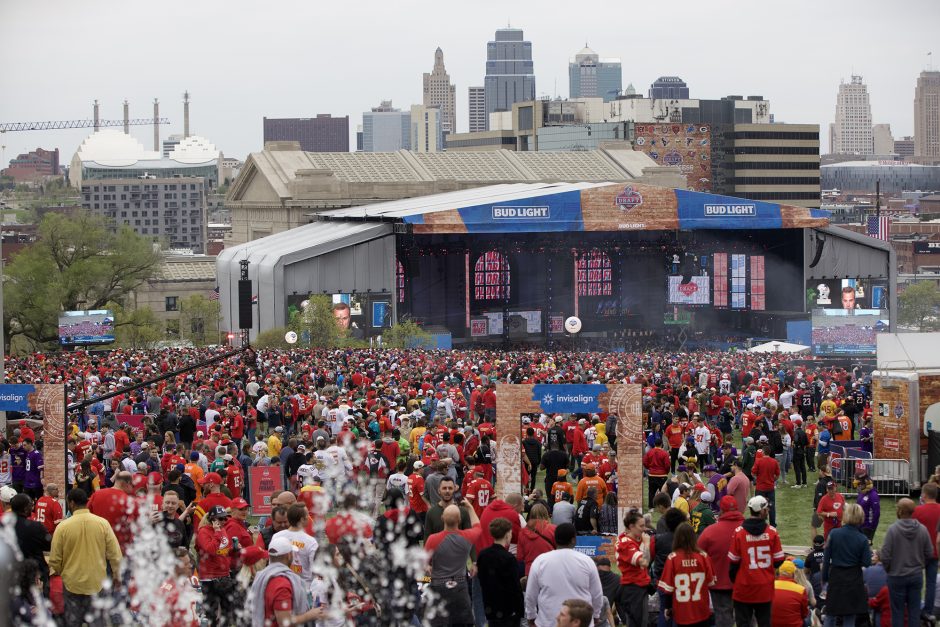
top-left (381, 318), bottom-right (430, 348)
top-left (4, 211), bottom-right (161, 346)
top-left (290, 294), bottom-right (342, 347)
top-left (899, 281), bottom-right (940, 331)
top-left (254, 326), bottom-right (294, 349)
top-left (179, 294), bottom-right (221, 346)
top-left (112, 303), bottom-right (163, 349)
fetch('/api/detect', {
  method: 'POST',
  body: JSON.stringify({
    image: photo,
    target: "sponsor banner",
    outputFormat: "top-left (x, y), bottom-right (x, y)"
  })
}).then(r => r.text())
top-left (470, 318), bottom-right (488, 337)
top-left (0, 386), bottom-right (66, 503)
top-left (914, 241), bottom-right (940, 254)
top-left (883, 437), bottom-right (900, 451)
top-left (633, 123), bottom-right (712, 192)
top-left (574, 534), bottom-right (617, 558)
top-left (248, 466), bottom-right (284, 516)
top-left (531, 384), bottom-right (606, 414)
top-left (404, 183), bottom-right (830, 234)
top-left (0, 384), bottom-right (40, 411)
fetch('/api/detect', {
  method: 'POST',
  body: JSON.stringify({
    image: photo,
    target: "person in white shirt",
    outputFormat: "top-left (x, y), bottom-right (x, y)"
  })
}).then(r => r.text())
top-left (779, 386), bottom-right (795, 411)
top-left (204, 406), bottom-right (220, 430)
top-left (524, 523), bottom-right (603, 627)
top-left (296, 457), bottom-right (320, 487)
top-left (386, 461), bottom-right (408, 494)
top-left (692, 415), bottom-right (712, 465)
top-left (270, 503), bottom-right (319, 584)
top-left (0, 445), bottom-right (11, 487)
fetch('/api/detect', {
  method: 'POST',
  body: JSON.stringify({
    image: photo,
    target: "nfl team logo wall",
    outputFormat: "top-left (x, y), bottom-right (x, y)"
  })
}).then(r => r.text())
top-left (615, 186), bottom-right (643, 210)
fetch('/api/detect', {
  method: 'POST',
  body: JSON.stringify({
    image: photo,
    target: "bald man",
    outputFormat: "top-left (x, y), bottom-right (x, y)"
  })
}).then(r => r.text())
top-left (881, 497), bottom-right (935, 626)
top-left (425, 501), bottom-right (481, 626)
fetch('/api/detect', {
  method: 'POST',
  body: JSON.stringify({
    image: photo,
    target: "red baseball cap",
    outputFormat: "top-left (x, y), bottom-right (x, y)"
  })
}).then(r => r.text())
top-left (719, 495), bottom-right (738, 512)
top-left (230, 497), bottom-right (249, 509)
top-left (693, 483), bottom-right (706, 492)
top-left (200, 472), bottom-right (223, 486)
top-left (132, 474), bottom-right (148, 492)
top-left (148, 472), bottom-right (163, 485)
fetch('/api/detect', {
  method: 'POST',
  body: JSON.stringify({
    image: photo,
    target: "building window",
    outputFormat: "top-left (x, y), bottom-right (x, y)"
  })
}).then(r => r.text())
top-left (396, 259), bottom-right (406, 304)
top-left (576, 249), bottom-right (612, 296)
top-left (474, 250), bottom-right (510, 300)
top-left (165, 296), bottom-right (178, 312)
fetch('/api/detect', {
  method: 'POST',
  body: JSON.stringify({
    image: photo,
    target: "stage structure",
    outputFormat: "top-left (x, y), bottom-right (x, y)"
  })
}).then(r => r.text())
top-left (495, 383), bottom-right (642, 532)
top-left (218, 181), bottom-right (895, 348)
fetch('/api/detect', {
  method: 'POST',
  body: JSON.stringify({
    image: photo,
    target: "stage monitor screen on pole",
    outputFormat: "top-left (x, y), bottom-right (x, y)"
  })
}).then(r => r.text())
top-left (58, 310), bottom-right (115, 346)
top-left (811, 308), bottom-right (887, 356)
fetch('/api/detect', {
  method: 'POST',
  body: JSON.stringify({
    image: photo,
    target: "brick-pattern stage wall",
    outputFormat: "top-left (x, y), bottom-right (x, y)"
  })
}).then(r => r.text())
top-left (495, 383), bottom-right (643, 532)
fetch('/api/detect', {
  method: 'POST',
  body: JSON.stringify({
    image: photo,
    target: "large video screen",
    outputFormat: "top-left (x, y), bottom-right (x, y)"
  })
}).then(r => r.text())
top-left (713, 253), bottom-right (765, 311)
top-left (667, 275), bottom-right (710, 305)
top-left (812, 308), bottom-right (888, 356)
top-left (58, 310), bottom-right (115, 346)
top-left (807, 278), bottom-right (886, 311)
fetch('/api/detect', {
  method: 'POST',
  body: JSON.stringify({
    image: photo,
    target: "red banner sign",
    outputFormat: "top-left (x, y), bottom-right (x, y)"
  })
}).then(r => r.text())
top-left (248, 465), bottom-right (284, 516)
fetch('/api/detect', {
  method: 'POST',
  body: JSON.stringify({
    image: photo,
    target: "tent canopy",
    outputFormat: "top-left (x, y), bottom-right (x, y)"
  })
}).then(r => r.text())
top-left (749, 341), bottom-right (810, 354)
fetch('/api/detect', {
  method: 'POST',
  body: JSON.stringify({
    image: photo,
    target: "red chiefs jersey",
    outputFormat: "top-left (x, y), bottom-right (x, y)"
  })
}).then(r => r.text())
top-left (226, 464), bottom-right (244, 497)
top-left (464, 478), bottom-right (493, 517)
top-left (728, 523), bottom-right (784, 603)
top-left (407, 473), bottom-right (428, 513)
top-left (657, 550), bottom-right (716, 625)
top-left (31, 495), bottom-right (64, 535)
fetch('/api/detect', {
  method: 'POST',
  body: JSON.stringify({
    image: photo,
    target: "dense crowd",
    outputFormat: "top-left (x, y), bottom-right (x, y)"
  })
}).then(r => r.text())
top-left (0, 346), bottom-right (937, 626)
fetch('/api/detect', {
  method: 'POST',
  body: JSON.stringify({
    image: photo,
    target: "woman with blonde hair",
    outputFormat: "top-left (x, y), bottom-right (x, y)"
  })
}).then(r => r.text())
top-left (517, 503), bottom-right (556, 575)
top-left (820, 503), bottom-right (871, 627)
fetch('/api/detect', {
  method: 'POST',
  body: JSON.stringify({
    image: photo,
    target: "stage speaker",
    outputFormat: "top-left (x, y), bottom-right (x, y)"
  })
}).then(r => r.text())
top-left (238, 279), bottom-right (253, 330)
top-left (808, 236), bottom-right (826, 269)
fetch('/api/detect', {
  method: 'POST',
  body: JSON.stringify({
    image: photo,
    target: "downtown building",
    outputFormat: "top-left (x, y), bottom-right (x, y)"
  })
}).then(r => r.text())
top-left (422, 48), bottom-right (457, 136)
top-left (830, 75), bottom-right (874, 155)
top-left (568, 45), bottom-right (622, 101)
top-left (483, 28), bottom-right (536, 129)
top-left (262, 114), bottom-right (349, 152)
top-left (1, 147), bottom-right (60, 183)
top-left (915, 70), bottom-right (940, 158)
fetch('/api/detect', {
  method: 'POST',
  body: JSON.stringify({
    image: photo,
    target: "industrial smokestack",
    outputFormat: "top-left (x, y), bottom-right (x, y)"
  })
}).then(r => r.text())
top-left (153, 98), bottom-right (160, 151)
top-left (123, 99), bottom-right (129, 134)
top-left (93, 100), bottom-right (100, 132)
top-left (183, 91), bottom-right (190, 139)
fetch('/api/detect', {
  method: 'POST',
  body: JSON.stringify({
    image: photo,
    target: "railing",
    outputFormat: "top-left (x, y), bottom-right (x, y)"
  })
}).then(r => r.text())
top-left (830, 456), bottom-right (910, 496)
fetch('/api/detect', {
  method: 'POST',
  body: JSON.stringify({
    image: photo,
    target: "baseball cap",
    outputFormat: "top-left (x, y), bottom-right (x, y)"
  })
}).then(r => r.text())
top-left (200, 472), bottom-right (223, 486)
top-left (747, 495), bottom-right (769, 512)
top-left (813, 534), bottom-right (825, 547)
top-left (693, 482), bottom-right (706, 493)
top-left (778, 561), bottom-right (797, 577)
top-left (701, 491), bottom-right (714, 503)
top-left (758, 435), bottom-right (769, 443)
top-left (0, 485), bottom-right (16, 503)
top-left (703, 464), bottom-right (717, 472)
top-left (274, 426), bottom-right (284, 432)
top-left (147, 471), bottom-right (163, 485)
top-left (826, 480), bottom-right (836, 488)
top-left (223, 454), bottom-right (233, 462)
top-left (413, 460), bottom-right (425, 470)
top-left (557, 469), bottom-right (568, 477)
top-left (719, 495), bottom-right (738, 512)
top-left (267, 536), bottom-right (298, 557)
top-left (240, 545), bottom-right (268, 567)
top-left (792, 558), bottom-right (805, 569)
top-left (207, 505), bottom-right (230, 520)
top-left (230, 497), bottom-right (250, 509)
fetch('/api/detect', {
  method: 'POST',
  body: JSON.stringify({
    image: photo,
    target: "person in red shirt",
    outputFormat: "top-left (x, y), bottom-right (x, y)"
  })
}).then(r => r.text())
top-left (617, 510), bottom-right (651, 627)
top-left (474, 495), bottom-right (523, 555)
top-left (224, 457), bottom-right (244, 500)
top-left (193, 472), bottom-right (232, 527)
top-left (815, 481), bottom-right (845, 538)
top-left (88, 471), bottom-right (138, 552)
top-left (728, 495), bottom-right (785, 627)
top-left (658, 522), bottom-right (716, 626)
top-left (741, 406), bottom-right (757, 439)
top-left (643, 440), bottom-right (671, 509)
top-left (664, 420), bottom-right (685, 472)
top-left (698, 496), bottom-right (745, 625)
top-left (770, 560), bottom-right (809, 627)
top-left (195, 505), bottom-right (238, 623)
top-left (752, 446), bottom-right (780, 526)
top-left (571, 420), bottom-right (589, 470)
top-left (31, 483), bottom-right (64, 535)
top-left (224, 497), bottom-right (254, 570)
top-left (914, 482), bottom-right (940, 615)
top-left (463, 469), bottom-right (494, 518)
top-left (113, 426), bottom-right (130, 458)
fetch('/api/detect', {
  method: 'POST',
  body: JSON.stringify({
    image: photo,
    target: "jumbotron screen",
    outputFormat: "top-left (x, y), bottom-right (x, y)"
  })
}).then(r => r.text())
top-left (811, 308), bottom-right (887, 356)
top-left (667, 275), bottom-right (710, 305)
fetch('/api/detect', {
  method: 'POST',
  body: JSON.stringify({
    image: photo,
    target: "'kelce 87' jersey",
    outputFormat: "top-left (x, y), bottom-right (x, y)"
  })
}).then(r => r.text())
top-left (728, 523), bottom-right (785, 604)
top-left (657, 549), bottom-right (716, 625)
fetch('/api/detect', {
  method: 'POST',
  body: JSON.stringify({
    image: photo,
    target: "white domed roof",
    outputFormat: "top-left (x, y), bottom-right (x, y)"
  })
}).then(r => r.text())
top-left (167, 135), bottom-right (220, 164)
top-left (73, 129), bottom-right (160, 166)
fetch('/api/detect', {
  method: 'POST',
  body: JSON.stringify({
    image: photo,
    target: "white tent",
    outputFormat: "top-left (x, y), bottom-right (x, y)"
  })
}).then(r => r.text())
top-left (748, 341), bottom-right (810, 354)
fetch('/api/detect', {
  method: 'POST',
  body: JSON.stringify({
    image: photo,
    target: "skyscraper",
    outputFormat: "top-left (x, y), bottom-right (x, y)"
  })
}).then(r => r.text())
top-left (831, 75), bottom-right (873, 155)
top-left (468, 86), bottom-right (486, 133)
top-left (262, 115), bottom-right (349, 152)
top-left (410, 105), bottom-right (443, 153)
top-left (423, 48), bottom-right (457, 137)
top-left (915, 70), bottom-right (940, 158)
top-left (872, 123), bottom-right (895, 155)
top-left (483, 28), bottom-right (536, 129)
top-left (649, 76), bottom-right (689, 99)
top-left (568, 45), bottom-right (622, 101)
top-left (362, 101), bottom-right (411, 152)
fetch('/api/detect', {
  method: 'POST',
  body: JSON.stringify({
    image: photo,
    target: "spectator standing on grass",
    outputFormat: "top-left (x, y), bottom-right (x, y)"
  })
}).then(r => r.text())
top-left (752, 446), bottom-right (780, 525)
top-left (855, 471), bottom-right (880, 542)
top-left (771, 560), bottom-right (809, 627)
top-left (615, 511), bottom-right (651, 627)
top-left (698, 495), bottom-right (744, 627)
top-left (792, 417), bottom-right (809, 487)
top-left (728, 495), bottom-right (784, 627)
top-left (881, 497), bottom-right (935, 626)
top-left (820, 503), bottom-right (871, 627)
top-left (725, 459), bottom-right (750, 515)
top-left (477, 517), bottom-right (525, 627)
top-left (913, 481), bottom-right (940, 619)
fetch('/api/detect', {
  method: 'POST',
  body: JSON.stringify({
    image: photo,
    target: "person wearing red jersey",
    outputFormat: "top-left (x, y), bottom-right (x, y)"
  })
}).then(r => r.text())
top-left (752, 445), bottom-right (780, 526)
top-left (463, 470), bottom-right (493, 518)
top-left (728, 495), bottom-right (785, 627)
top-left (664, 420), bottom-right (684, 473)
top-left (657, 522), bottom-right (716, 627)
top-left (195, 505), bottom-right (238, 623)
top-left (570, 419), bottom-right (589, 471)
top-left (698, 496), bottom-right (745, 626)
top-left (771, 560), bottom-right (809, 627)
top-left (815, 480), bottom-right (845, 538)
top-left (616, 509), bottom-right (651, 627)
top-left (31, 483), bottom-right (64, 536)
top-left (224, 456), bottom-right (244, 500)
top-left (224, 497), bottom-right (253, 571)
top-left (643, 440), bottom-right (670, 509)
top-left (407, 461), bottom-right (429, 523)
top-left (193, 472), bottom-right (232, 527)
top-left (87, 471), bottom-right (139, 552)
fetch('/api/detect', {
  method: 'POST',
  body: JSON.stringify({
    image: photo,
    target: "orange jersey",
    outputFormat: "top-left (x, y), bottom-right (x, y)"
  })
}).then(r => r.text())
top-left (550, 480), bottom-right (574, 503)
top-left (575, 476), bottom-right (607, 507)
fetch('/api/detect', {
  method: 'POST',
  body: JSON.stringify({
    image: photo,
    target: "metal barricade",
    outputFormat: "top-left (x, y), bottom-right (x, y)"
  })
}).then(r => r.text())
top-left (831, 457), bottom-right (910, 496)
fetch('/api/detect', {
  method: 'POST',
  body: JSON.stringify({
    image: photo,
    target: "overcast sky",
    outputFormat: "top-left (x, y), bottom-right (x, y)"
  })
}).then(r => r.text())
top-left (1, 0), bottom-right (937, 165)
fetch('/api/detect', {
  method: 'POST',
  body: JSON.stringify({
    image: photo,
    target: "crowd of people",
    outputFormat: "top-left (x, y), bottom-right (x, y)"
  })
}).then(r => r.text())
top-left (0, 346), bottom-right (935, 626)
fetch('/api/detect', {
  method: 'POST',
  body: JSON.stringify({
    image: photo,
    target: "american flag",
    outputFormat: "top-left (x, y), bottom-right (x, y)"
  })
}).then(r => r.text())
top-left (867, 215), bottom-right (890, 242)
top-left (208, 287), bottom-right (219, 301)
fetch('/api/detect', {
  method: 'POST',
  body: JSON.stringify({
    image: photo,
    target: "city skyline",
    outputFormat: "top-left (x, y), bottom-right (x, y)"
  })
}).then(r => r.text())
top-left (0, 0), bottom-right (936, 163)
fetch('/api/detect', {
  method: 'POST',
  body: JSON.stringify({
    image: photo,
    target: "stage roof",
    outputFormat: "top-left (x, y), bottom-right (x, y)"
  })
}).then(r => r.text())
top-left (318, 181), bottom-right (830, 234)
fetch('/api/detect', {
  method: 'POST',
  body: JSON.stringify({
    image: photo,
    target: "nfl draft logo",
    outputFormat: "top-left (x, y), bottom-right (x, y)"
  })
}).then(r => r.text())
top-left (615, 186), bottom-right (643, 210)
top-left (678, 283), bottom-right (699, 297)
